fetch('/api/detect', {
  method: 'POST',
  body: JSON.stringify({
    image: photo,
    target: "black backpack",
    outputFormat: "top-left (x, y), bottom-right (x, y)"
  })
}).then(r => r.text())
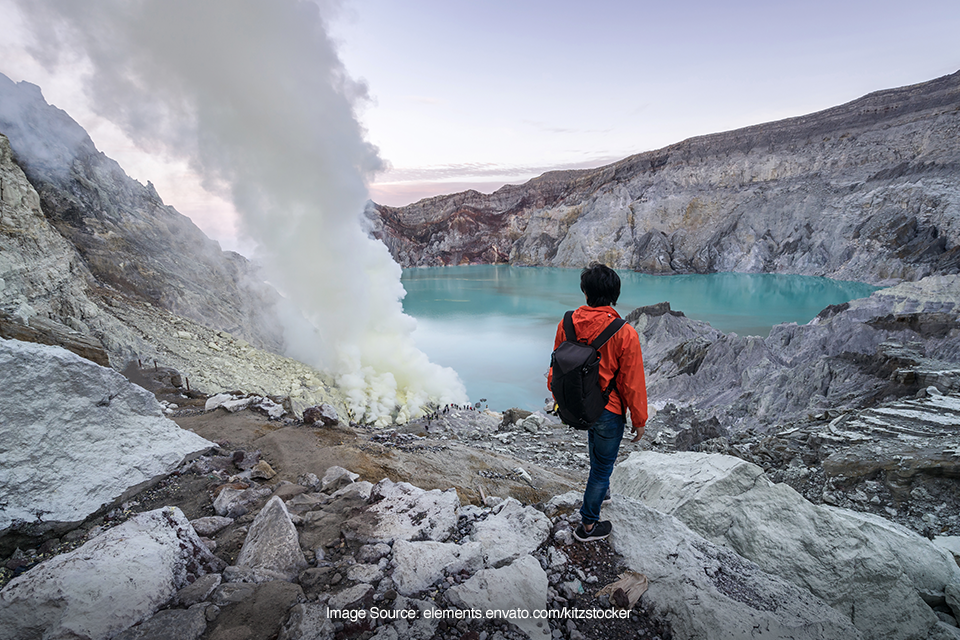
top-left (550, 310), bottom-right (626, 430)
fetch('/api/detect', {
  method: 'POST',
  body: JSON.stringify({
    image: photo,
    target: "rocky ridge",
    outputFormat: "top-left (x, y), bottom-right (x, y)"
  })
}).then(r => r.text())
top-left (631, 274), bottom-right (960, 434)
top-left (369, 70), bottom-right (960, 284)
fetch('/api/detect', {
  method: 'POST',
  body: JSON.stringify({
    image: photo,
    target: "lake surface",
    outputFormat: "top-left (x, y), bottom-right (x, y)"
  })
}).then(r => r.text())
top-left (401, 265), bottom-right (878, 411)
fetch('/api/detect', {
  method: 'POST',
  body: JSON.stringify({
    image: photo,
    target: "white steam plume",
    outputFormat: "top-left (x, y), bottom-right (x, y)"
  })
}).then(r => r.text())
top-left (14, 0), bottom-right (467, 424)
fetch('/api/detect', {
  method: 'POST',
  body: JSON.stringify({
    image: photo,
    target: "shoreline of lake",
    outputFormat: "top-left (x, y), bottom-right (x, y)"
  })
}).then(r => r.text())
top-left (401, 265), bottom-right (878, 411)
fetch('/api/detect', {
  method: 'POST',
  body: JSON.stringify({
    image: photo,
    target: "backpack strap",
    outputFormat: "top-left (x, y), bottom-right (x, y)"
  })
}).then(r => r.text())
top-left (590, 317), bottom-right (626, 351)
top-left (562, 310), bottom-right (577, 342)
top-left (593, 318), bottom-right (626, 402)
top-left (563, 311), bottom-right (625, 348)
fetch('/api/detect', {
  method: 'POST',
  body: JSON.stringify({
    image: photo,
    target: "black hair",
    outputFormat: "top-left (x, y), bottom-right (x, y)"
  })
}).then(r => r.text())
top-left (580, 262), bottom-right (620, 307)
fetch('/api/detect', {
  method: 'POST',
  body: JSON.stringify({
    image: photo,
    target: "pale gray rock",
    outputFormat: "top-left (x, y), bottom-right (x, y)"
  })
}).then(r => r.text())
top-left (279, 602), bottom-right (336, 640)
top-left (257, 396), bottom-right (286, 418)
top-left (547, 547), bottom-right (568, 570)
top-left (542, 491), bottom-right (581, 517)
top-left (520, 414), bottom-right (544, 433)
top-left (326, 583), bottom-right (373, 610)
top-left (387, 596), bottom-right (441, 640)
top-left (608, 498), bottom-right (862, 640)
top-left (205, 393), bottom-right (237, 412)
top-left (0, 76), bottom-right (353, 422)
top-left (213, 484), bottom-right (272, 518)
top-left (190, 516), bottom-right (234, 537)
top-left (321, 465), bottom-right (359, 493)
top-left (553, 528), bottom-right (574, 546)
top-left (174, 573), bottom-right (223, 607)
top-left (222, 563), bottom-right (280, 586)
top-left (391, 539), bottom-right (484, 595)
top-left (326, 479), bottom-right (374, 506)
top-left (221, 395), bottom-right (259, 413)
top-left (445, 555), bottom-right (549, 640)
top-left (470, 497), bottom-right (551, 567)
top-left (612, 451), bottom-right (960, 639)
top-left (935, 536), bottom-right (960, 565)
top-left (210, 582), bottom-right (257, 606)
top-left (113, 605), bottom-right (208, 640)
top-left (340, 479), bottom-right (459, 544)
top-left (947, 582), bottom-right (960, 621)
top-left (0, 131), bottom-right (111, 366)
top-left (0, 73), bottom-right (286, 354)
top-left (297, 473), bottom-right (321, 490)
top-left (356, 542), bottom-right (392, 564)
top-left (346, 563), bottom-right (384, 584)
top-left (0, 507), bottom-right (223, 640)
top-left (0, 338), bottom-right (213, 532)
top-left (235, 496), bottom-right (308, 583)
top-left (286, 491), bottom-right (326, 514)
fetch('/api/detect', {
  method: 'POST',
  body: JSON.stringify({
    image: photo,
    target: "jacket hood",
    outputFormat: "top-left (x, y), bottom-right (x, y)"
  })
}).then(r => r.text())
top-left (570, 305), bottom-right (622, 343)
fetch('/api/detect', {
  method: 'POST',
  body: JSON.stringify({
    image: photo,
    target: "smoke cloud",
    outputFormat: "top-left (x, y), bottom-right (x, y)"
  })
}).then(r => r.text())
top-left (14, 0), bottom-right (467, 424)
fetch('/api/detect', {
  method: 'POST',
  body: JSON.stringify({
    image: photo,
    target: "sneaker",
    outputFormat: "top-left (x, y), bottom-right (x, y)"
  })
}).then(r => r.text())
top-left (574, 520), bottom-right (612, 542)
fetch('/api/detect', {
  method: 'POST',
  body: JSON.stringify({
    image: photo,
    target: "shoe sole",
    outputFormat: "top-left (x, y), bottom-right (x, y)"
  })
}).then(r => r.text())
top-left (574, 530), bottom-right (610, 542)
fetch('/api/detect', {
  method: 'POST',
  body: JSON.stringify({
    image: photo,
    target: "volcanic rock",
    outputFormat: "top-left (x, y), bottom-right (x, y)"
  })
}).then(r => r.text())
top-left (0, 507), bottom-right (223, 640)
top-left (233, 496), bottom-right (307, 583)
top-left (470, 497), bottom-right (551, 567)
top-left (634, 274), bottom-right (960, 433)
top-left (304, 403), bottom-right (340, 426)
top-left (445, 554), bottom-right (549, 640)
top-left (608, 498), bottom-right (861, 640)
top-left (0, 338), bottom-right (213, 534)
top-left (391, 539), bottom-right (483, 595)
top-left (612, 450), bottom-right (960, 639)
top-left (0, 74), bottom-right (285, 353)
top-left (340, 479), bottom-right (459, 544)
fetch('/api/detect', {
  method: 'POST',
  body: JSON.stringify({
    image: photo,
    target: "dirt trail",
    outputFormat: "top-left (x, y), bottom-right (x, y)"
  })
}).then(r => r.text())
top-left (174, 410), bottom-right (581, 507)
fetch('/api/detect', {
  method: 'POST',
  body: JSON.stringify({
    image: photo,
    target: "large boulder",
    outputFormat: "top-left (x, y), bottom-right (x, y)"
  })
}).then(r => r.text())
top-left (445, 554), bottom-right (549, 640)
top-left (469, 497), bottom-right (551, 567)
top-left (612, 451), bottom-right (960, 640)
top-left (0, 339), bottom-right (213, 533)
top-left (233, 496), bottom-right (307, 583)
top-left (0, 507), bottom-right (224, 640)
top-left (608, 498), bottom-right (862, 640)
top-left (340, 479), bottom-right (459, 544)
top-left (391, 539), bottom-right (483, 596)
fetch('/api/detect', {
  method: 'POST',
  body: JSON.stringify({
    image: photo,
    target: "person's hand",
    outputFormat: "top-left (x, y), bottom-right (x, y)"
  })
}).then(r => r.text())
top-left (630, 423), bottom-right (645, 443)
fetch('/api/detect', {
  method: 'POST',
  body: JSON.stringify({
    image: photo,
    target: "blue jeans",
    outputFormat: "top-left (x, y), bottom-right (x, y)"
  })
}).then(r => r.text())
top-left (580, 409), bottom-right (625, 525)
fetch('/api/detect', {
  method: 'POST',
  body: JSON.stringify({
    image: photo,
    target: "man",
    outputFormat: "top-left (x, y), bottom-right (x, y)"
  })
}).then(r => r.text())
top-left (549, 263), bottom-right (648, 542)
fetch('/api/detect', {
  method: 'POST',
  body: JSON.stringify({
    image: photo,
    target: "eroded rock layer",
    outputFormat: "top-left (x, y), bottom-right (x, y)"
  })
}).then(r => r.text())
top-left (370, 71), bottom-right (960, 284)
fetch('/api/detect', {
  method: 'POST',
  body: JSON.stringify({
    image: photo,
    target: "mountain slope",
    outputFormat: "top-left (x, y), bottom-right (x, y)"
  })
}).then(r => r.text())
top-left (0, 74), bottom-right (284, 353)
top-left (370, 71), bottom-right (960, 284)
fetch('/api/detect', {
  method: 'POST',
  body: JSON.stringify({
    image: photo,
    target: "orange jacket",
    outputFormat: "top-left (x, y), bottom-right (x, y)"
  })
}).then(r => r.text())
top-left (548, 305), bottom-right (648, 429)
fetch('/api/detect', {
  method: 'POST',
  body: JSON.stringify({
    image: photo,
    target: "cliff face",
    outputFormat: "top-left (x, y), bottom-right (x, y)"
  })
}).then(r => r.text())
top-left (370, 71), bottom-right (960, 284)
top-left (0, 74), bottom-right (284, 353)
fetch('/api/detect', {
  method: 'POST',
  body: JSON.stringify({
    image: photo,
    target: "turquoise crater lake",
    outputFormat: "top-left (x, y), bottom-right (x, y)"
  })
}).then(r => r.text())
top-left (401, 265), bottom-right (878, 412)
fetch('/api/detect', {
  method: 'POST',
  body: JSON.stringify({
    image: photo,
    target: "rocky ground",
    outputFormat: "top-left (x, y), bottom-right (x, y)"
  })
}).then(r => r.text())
top-left (0, 370), bottom-right (674, 640)
top-left (644, 388), bottom-right (960, 541)
top-left (6, 356), bottom-right (960, 639)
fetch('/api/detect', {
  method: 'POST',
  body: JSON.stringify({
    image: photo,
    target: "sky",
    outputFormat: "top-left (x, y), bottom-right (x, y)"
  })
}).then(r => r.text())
top-left (1, 0), bottom-right (959, 255)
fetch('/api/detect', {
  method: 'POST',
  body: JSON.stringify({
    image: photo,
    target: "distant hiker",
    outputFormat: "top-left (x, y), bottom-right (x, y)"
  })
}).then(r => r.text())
top-left (548, 263), bottom-right (648, 542)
